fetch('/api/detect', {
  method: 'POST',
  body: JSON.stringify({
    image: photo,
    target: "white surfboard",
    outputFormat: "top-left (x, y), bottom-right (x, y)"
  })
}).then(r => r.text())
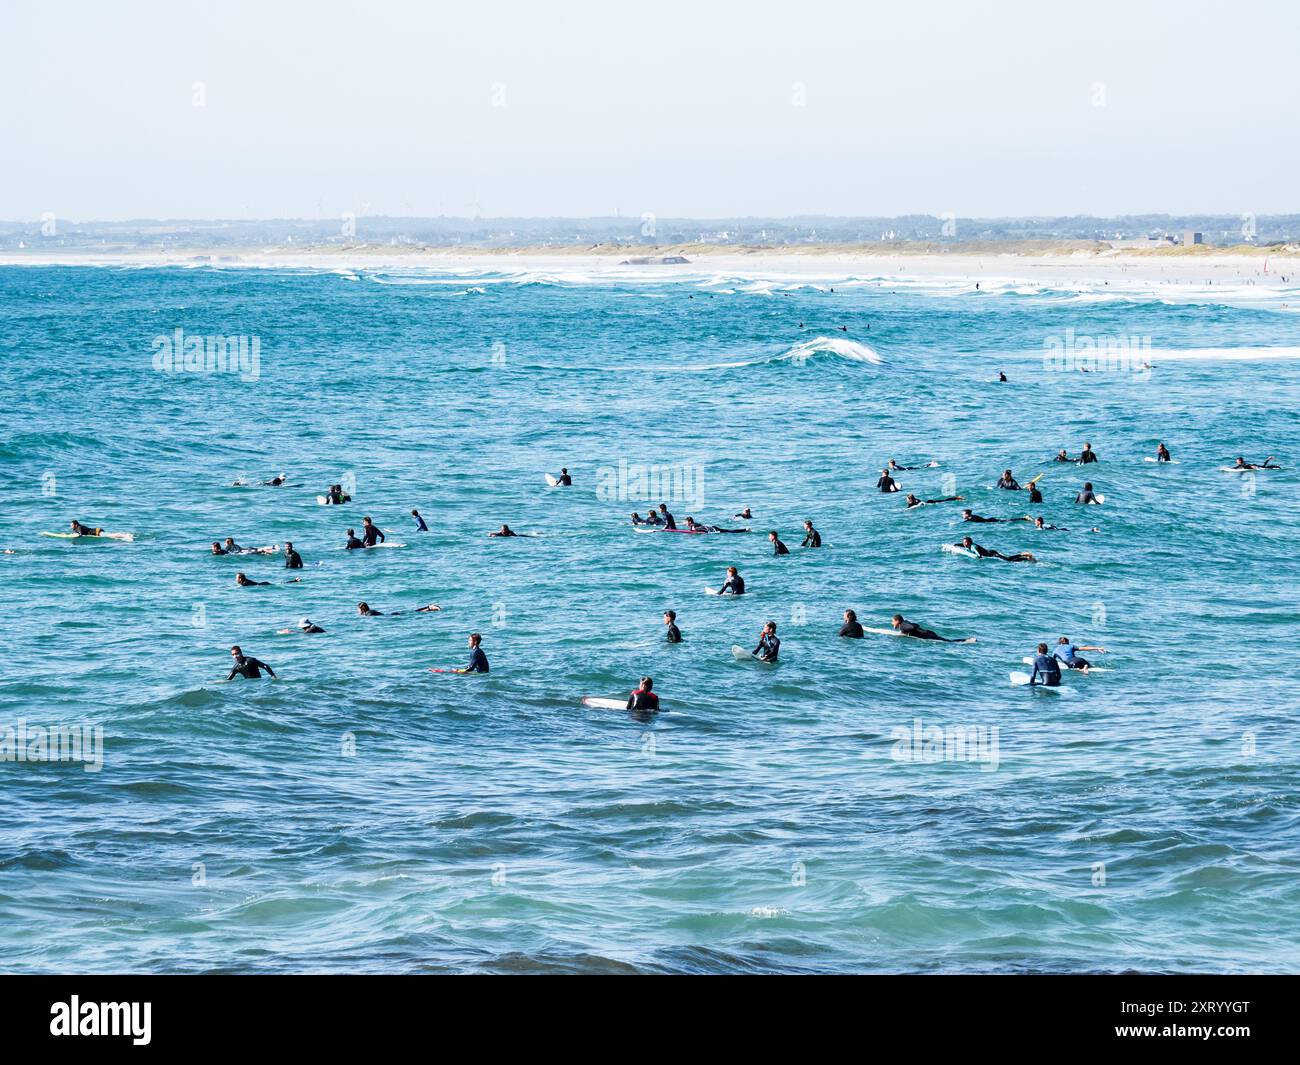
top-left (41, 530), bottom-right (134, 542)
top-left (1143, 457), bottom-right (1180, 464)
top-left (1010, 670), bottom-right (1069, 691)
top-left (704, 585), bottom-right (722, 595)
top-left (731, 644), bottom-right (752, 660)
top-left (367, 542), bottom-right (406, 549)
top-left (1220, 465), bottom-right (1281, 473)
top-left (942, 544), bottom-right (981, 558)
top-left (545, 473), bottom-right (561, 487)
top-left (582, 696), bottom-right (628, 710)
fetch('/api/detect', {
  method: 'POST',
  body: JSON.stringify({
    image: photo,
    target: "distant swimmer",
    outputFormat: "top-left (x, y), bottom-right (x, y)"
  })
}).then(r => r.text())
top-left (357, 601), bottom-right (440, 616)
top-left (734, 507), bottom-right (753, 520)
top-left (751, 620), bottom-right (780, 662)
top-left (1156, 442), bottom-right (1171, 463)
top-left (664, 610), bottom-right (682, 643)
top-left (996, 470), bottom-right (1022, 491)
top-left (1075, 482), bottom-right (1102, 504)
top-left (1231, 455), bottom-right (1281, 470)
top-left (262, 472), bottom-right (288, 486)
top-left (801, 519), bottom-right (821, 547)
top-left (235, 572), bottom-right (271, 586)
top-left (768, 531), bottom-right (790, 555)
top-left (1078, 442), bottom-right (1098, 464)
top-left (839, 609), bottom-right (864, 638)
top-left (644, 509), bottom-right (664, 526)
top-left (1055, 635), bottom-right (1106, 674)
top-left (957, 535), bottom-right (1036, 562)
top-left (488, 524), bottom-right (518, 537)
top-left (411, 509), bottom-right (429, 531)
top-left (887, 458), bottom-right (917, 471)
top-left (630, 512), bottom-right (649, 525)
top-left (904, 493), bottom-right (963, 508)
top-left (998, 371), bottom-right (1008, 382)
top-left (718, 566), bottom-right (745, 595)
top-left (211, 541), bottom-right (228, 555)
top-left (1028, 642), bottom-right (1062, 687)
top-left (284, 542), bottom-right (303, 569)
top-left (961, 509), bottom-right (1030, 524)
top-left (876, 469), bottom-right (899, 493)
top-left (1054, 449), bottom-right (1074, 463)
top-left (226, 646), bottom-right (276, 680)
top-left (460, 632), bottom-right (490, 673)
top-left (555, 467), bottom-right (573, 486)
top-left (891, 614), bottom-right (976, 642)
top-left (361, 517), bottom-right (385, 546)
top-left (658, 503), bottom-right (677, 530)
top-left (224, 537), bottom-right (275, 555)
top-left (345, 528), bottom-right (365, 549)
top-left (626, 676), bottom-right (659, 713)
top-left (278, 617), bottom-right (325, 634)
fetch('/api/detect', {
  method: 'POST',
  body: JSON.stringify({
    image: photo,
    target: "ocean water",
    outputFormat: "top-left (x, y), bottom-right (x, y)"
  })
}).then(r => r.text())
top-left (2, 262), bottom-right (1299, 974)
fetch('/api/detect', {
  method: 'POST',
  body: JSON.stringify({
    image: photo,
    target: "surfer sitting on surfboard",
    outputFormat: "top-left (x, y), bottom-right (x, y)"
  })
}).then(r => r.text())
top-left (751, 621), bottom-right (780, 662)
top-left (891, 614), bottom-right (975, 642)
top-left (453, 633), bottom-right (489, 674)
top-left (323, 484), bottom-right (351, 505)
top-left (1156, 443), bottom-right (1171, 463)
top-left (801, 520), bottom-right (821, 547)
top-left (1029, 643), bottom-right (1061, 687)
top-left (768, 531), bottom-right (790, 555)
top-left (876, 469), bottom-right (899, 493)
top-left (226, 646), bottom-right (275, 680)
top-left (839, 609), bottom-right (864, 638)
top-left (961, 509), bottom-right (1030, 524)
top-left (718, 567), bottom-right (745, 595)
top-left (657, 504), bottom-right (677, 529)
top-left (627, 677), bottom-right (659, 713)
top-left (361, 517), bottom-right (385, 546)
top-left (411, 509), bottom-right (429, 531)
top-left (956, 536), bottom-right (1036, 562)
top-left (1075, 482), bottom-right (1102, 504)
top-left (996, 470), bottom-right (1022, 490)
top-left (555, 468), bottom-right (573, 486)
top-left (1055, 636), bottom-right (1105, 674)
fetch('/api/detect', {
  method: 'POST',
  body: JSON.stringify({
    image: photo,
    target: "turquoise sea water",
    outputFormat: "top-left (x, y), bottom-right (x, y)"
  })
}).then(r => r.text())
top-left (2, 263), bottom-right (1299, 973)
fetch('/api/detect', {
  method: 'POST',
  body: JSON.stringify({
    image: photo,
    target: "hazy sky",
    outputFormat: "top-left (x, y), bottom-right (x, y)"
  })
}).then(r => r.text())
top-left (3, 0), bottom-right (1296, 220)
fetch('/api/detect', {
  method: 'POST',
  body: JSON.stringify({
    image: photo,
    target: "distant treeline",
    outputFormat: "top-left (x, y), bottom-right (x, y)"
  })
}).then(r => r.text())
top-left (3, 214), bottom-right (1299, 249)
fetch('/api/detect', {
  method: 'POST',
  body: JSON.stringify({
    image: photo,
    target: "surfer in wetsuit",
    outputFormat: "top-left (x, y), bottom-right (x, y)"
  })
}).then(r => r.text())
top-left (1156, 442), bottom-right (1171, 463)
top-left (488, 524), bottom-right (518, 537)
top-left (734, 507), bottom-right (753, 520)
top-left (801, 520), bottom-right (821, 547)
top-left (961, 509), bottom-right (1030, 524)
top-left (839, 609), bottom-right (864, 638)
top-left (998, 371), bottom-right (1008, 382)
top-left (958, 535), bottom-right (1036, 562)
top-left (630, 512), bottom-right (648, 526)
top-left (1055, 636), bottom-right (1105, 674)
top-left (279, 617), bottom-right (324, 634)
top-left (458, 633), bottom-right (489, 673)
top-left (1054, 449), bottom-right (1074, 463)
top-left (626, 676), bottom-right (659, 713)
top-left (324, 484), bottom-right (350, 505)
top-left (1029, 642), bottom-right (1061, 687)
top-left (411, 509), bottom-right (428, 531)
top-left (891, 614), bottom-right (973, 642)
top-left (904, 493), bottom-right (964, 508)
top-left (361, 517), bottom-right (385, 546)
top-left (719, 567), bottom-right (745, 595)
top-left (1232, 456), bottom-right (1280, 470)
top-left (1027, 481), bottom-right (1043, 504)
top-left (1078, 442), bottom-right (1098, 464)
top-left (645, 509), bottom-right (664, 526)
top-left (768, 531), bottom-right (790, 555)
top-left (1032, 517), bottom-right (1064, 530)
top-left (664, 610), bottom-right (682, 643)
top-left (69, 521), bottom-right (103, 536)
top-left (996, 470), bottom-right (1022, 491)
top-left (226, 646), bottom-right (276, 680)
top-left (224, 537), bottom-right (275, 555)
top-left (876, 469), bottom-right (899, 493)
top-left (262, 473), bottom-right (288, 486)
top-left (211, 541), bottom-right (228, 555)
top-left (1075, 482), bottom-right (1101, 504)
top-left (357, 601), bottom-right (440, 616)
top-left (887, 459), bottom-right (917, 471)
top-left (235, 572), bottom-right (270, 586)
top-left (556, 468), bottom-right (573, 486)
top-left (284, 542), bottom-right (303, 569)
top-left (658, 504), bottom-right (677, 530)
top-left (345, 528), bottom-right (365, 549)
top-left (752, 621), bottom-right (780, 662)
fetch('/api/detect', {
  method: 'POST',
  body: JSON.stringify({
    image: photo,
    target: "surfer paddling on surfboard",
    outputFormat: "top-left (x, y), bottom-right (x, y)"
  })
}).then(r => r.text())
top-left (717, 567), bottom-right (745, 595)
top-left (1055, 636), bottom-right (1106, 674)
top-left (876, 468), bottom-right (900, 493)
top-left (1230, 456), bottom-right (1281, 470)
top-left (961, 509), bottom-right (1031, 524)
top-left (955, 535), bottom-right (1036, 562)
top-left (891, 615), bottom-right (977, 643)
top-left (905, 493), bottom-right (964, 508)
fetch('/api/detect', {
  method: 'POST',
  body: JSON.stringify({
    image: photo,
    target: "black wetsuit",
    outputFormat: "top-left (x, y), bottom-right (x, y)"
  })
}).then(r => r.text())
top-left (238, 578), bottom-right (270, 586)
top-left (772, 538), bottom-right (789, 556)
top-left (1157, 447), bottom-right (1171, 463)
top-left (626, 689), bottom-right (659, 712)
top-left (802, 528), bottom-right (822, 547)
top-left (963, 514), bottom-right (1001, 524)
top-left (997, 477), bottom-right (1021, 491)
top-left (720, 575), bottom-right (745, 595)
top-left (753, 633), bottom-right (780, 662)
top-left (557, 473), bottom-right (572, 486)
top-left (896, 620), bottom-right (953, 642)
top-left (413, 513), bottom-right (429, 531)
top-left (1075, 489), bottom-right (1099, 504)
top-left (345, 535), bottom-right (365, 550)
top-left (1079, 450), bottom-right (1098, 464)
top-left (299, 624), bottom-right (325, 634)
top-left (646, 512), bottom-right (663, 526)
top-left (285, 549), bottom-right (303, 569)
top-left (1030, 653), bottom-right (1061, 687)
top-left (660, 510), bottom-right (677, 530)
top-left (839, 620), bottom-right (864, 638)
top-left (464, 647), bottom-right (489, 673)
top-left (362, 524), bottom-right (384, 546)
top-left (227, 655), bottom-right (275, 680)
top-left (665, 623), bottom-right (682, 644)
top-left (1027, 486), bottom-right (1043, 504)
top-left (877, 474), bottom-right (897, 493)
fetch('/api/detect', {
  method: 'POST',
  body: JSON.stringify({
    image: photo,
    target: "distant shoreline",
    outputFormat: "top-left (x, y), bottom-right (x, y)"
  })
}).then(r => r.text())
top-left (3, 243), bottom-right (1297, 286)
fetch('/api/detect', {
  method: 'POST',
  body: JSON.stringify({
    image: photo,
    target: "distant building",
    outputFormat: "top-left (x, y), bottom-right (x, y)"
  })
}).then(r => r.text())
top-left (1184, 230), bottom-right (1203, 245)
